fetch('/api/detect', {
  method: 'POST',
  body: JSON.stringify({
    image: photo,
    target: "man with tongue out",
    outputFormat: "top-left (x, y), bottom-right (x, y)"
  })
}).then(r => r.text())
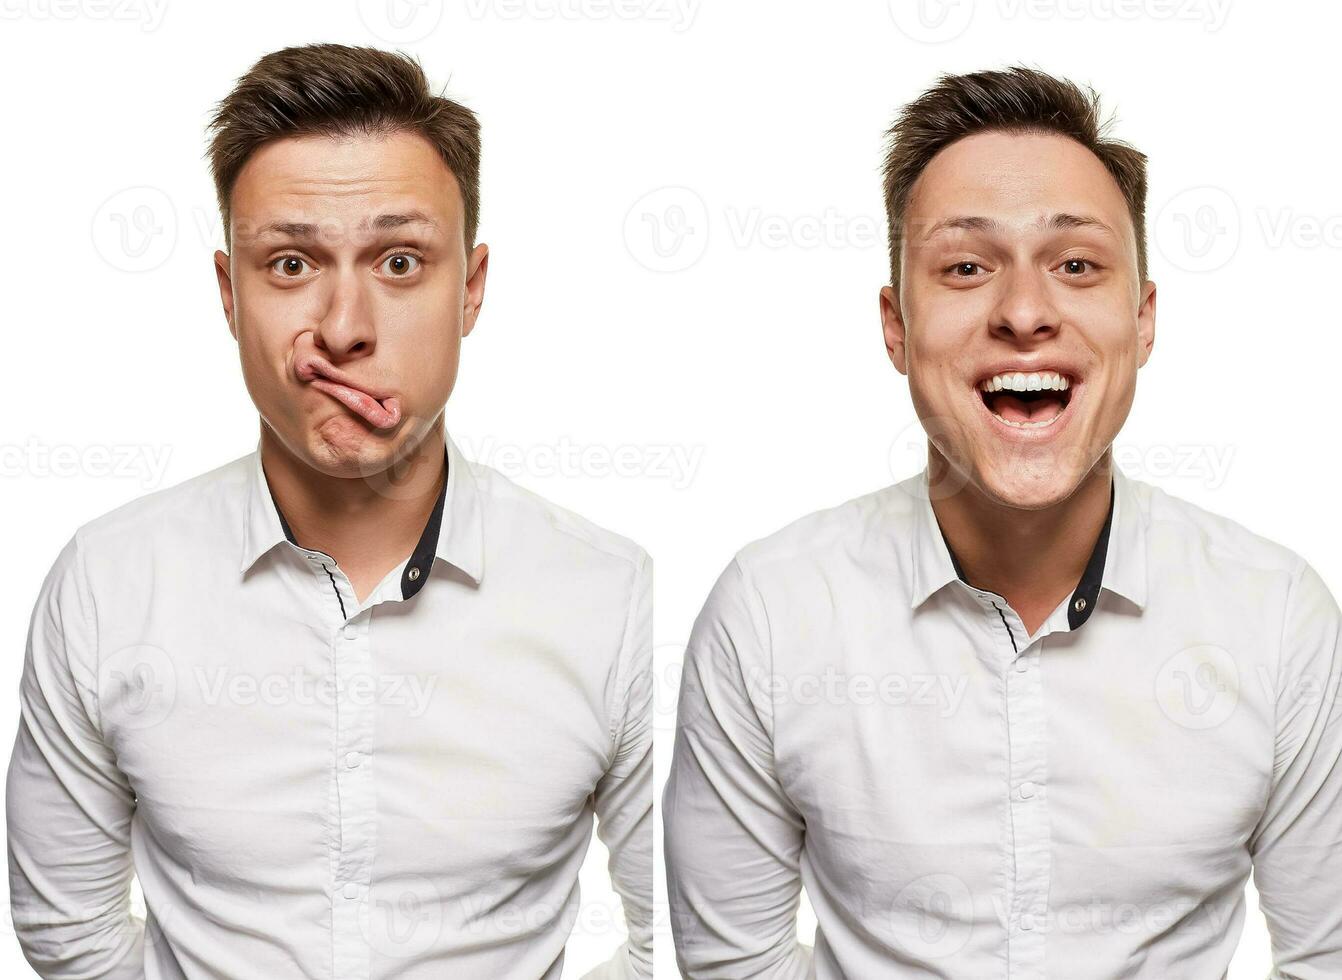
top-left (7, 45), bottom-right (651, 979)
top-left (665, 67), bottom-right (1342, 978)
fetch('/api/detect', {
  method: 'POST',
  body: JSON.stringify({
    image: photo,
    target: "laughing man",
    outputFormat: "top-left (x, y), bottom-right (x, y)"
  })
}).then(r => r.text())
top-left (664, 65), bottom-right (1342, 978)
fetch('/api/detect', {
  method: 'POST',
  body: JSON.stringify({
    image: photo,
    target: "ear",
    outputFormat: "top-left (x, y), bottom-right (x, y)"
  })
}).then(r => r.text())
top-left (1136, 278), bottom-right (1156, 368)
top-left (214, 249), bottom-right (237, 341)
top-left (880, 284), bottom-right (909, 375)
top-left (462, 243), bottom-right (489, 338)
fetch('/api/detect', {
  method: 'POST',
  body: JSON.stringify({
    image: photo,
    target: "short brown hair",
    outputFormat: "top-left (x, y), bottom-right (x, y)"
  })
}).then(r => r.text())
top-left (882, 64), bottom-right (1147, 295)
top-left (207, 43), bottom-right (481, 250)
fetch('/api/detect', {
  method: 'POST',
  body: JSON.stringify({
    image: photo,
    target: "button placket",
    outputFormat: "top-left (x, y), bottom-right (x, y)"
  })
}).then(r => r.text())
top-left (1003, 623), bottom-right (1050, 980)
top-left (328, 581), bottom-right (376, 979)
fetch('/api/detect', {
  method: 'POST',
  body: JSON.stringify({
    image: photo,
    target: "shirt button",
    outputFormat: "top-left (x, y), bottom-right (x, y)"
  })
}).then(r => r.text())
top-left (342, 883), bottom-right (358, 900)
top-left (407, 566), bottom-right (421, 582)
top-left (1018, 780), bottom-right (1037, 800)
top-left (1014, 657), bottom-right (1029, 672)
top-left (1073, 596), bottom-right (1087, 613)
top-left (344, 751), bottom-right (362, 769)
top-left (341, 624), bottom-right (356, 639)
top-left (1020, 913), bottom-right (1036, 931)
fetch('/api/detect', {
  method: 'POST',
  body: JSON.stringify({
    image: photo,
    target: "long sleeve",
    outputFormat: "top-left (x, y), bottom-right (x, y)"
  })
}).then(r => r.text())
top-left (582, 550), bottom-right (654, 980)
top-left (6, 533), bottom-right (144, 979)
top-left (1249, 558), bottom-right (1342, 978)
top-left (662, 557), bottom-right (812, 979)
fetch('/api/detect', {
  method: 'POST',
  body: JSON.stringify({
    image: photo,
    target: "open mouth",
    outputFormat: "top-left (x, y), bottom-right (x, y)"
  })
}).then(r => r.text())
top-left (977, 370), bottom-right (1074, 429)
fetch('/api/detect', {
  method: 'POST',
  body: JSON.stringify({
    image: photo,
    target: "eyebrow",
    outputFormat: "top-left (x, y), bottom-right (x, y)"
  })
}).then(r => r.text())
top-left (254, 210), bottom-right (440, 240)
top-left (919, 212), bottom-right (1117, 242)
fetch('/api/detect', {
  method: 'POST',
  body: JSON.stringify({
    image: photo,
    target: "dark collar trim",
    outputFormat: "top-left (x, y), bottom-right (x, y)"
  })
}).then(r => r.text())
top-left (937, 477), bottom-right (1116, 631)
top-left (264, 445), bottom-right (449, 601)
top-left (401, 448), bottom-right (449, 601)
top-left (1067, 478), bottom-right (1115, 630)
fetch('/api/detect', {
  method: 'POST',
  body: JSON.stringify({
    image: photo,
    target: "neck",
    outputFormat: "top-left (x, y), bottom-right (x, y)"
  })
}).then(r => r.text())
top-left (258, 419), bottom-right (447, 590)
top-left (929, 448), bottom-right (1112, 636)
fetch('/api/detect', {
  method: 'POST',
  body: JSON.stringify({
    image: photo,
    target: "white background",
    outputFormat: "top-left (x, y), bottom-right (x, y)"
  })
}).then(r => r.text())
top-left (2, 0), bottom-right (1340, 976)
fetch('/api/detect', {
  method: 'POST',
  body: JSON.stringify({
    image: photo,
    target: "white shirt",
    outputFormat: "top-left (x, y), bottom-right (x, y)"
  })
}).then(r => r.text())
top-left (663, 465), bottom-right (1342, 979)
top-left (6, 429), bottom-right (652, 980)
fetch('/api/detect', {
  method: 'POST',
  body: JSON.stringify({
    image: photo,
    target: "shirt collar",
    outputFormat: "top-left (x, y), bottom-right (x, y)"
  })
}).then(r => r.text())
top-left (907, 465), bottom-right (1148, 626)
top-left (238, 429), bottom-right (485, 594)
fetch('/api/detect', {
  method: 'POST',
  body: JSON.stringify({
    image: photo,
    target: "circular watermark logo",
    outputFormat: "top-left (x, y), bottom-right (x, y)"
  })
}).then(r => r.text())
top-left (1153, 185), bottom-right (1240, 274)
top-left (98, 642), bottom-right (177, 730)
top-left (358, 874), bottom-right (445, 958)
top-left (1154, 643), bottom-right (1239, 730)
top-left (623, 186), bottom-right (709, 273)
top-left (887, 0), bottom-right (976, 43)
top-left (888, 413), bottom-right (974, 500)
top-left (889, 871), bottom-right (974, 959)
top-left (91, 186), bottom-right (177, 273)
top-left (356, 0), bottom-right (444, 42)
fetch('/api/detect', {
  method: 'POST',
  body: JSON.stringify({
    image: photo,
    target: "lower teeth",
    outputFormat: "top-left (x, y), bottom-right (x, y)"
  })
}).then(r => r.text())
top-left (994, 412), bottom-right (1061, 428)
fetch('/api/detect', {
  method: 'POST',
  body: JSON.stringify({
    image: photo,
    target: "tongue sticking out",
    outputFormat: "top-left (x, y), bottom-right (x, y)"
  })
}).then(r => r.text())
top-left (988, 391), bottom-right (1067, 424)
top-left (309, 377), bottom-right (402, 429)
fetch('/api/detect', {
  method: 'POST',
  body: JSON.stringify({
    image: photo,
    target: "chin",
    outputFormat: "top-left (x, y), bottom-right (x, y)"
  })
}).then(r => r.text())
top-left (291, 418), bottom-right (393, 472)
top-left (967, 459), bottom-right (1087, 511)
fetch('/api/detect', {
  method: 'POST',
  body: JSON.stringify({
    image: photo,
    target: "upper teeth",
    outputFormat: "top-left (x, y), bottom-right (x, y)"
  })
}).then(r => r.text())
top-left (979, 371), bottom-right (1071, 393)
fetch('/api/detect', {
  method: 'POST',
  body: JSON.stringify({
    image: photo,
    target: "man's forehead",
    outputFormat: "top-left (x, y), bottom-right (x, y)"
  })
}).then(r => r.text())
top-left (234, 208), bottom-right (446, 248)
top-left (913, 211), bottom-right (1123, 247)
top-left (229, 132), bottom-right (461, 242)
top-left (907, 130), bottom-right (1130, 234)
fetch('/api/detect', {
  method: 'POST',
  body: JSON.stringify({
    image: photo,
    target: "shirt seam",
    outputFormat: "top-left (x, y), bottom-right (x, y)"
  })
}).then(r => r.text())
top-left (732, 555), bottom-right (786, 790)
top-left (607, 548), bottom-right (650, 757)
top-left (1271, 556), bottom-right (1308, 781)
top-left (1250, 554), bottom-right (1307, 853)
top-left (71, 529), bottom-right (106, 743)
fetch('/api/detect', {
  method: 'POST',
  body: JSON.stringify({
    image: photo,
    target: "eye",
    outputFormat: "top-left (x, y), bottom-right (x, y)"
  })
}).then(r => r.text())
top-left (379, 253), bottom-right (421, 277)
top-left (1058, 257), bottom-right (1099, 276)
top-left (271, 255), bottom-right (313, 278)
top-left (946, 261), bottom-right (984, 278)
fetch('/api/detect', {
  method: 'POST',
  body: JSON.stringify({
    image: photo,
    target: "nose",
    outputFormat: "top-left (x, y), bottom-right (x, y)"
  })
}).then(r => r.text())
top-left (988, 266), bottom-right (1061, 344)
top-left (312, 268), bottom-right (376, 362)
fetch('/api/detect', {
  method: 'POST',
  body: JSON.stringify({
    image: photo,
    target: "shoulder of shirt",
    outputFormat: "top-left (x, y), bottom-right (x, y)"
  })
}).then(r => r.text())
top-left (1133, 473), bottom-right (1308, 579)
top-left (464, 454), bottom-right (649, 573)
top-left (729, 479), bottom-right (916, 576)
top-left (64, 452), bottom-right (251, 558)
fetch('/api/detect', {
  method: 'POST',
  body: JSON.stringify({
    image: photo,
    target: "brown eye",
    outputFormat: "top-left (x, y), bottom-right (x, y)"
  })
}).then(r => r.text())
top-left (380, 253), bottom-right (420, 277)
top-left (272, 256), bottom-right (310, 277)
top-left (1061, 259), bottom-right (1093, 275)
